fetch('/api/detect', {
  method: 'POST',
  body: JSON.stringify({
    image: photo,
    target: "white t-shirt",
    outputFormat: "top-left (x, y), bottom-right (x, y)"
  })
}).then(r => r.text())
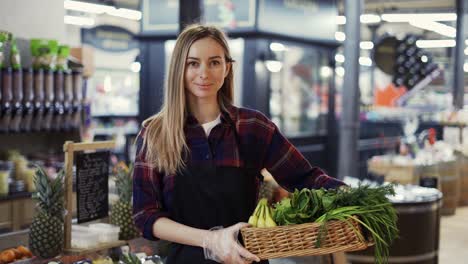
top-left (201, 114), bottom-right (221, 137)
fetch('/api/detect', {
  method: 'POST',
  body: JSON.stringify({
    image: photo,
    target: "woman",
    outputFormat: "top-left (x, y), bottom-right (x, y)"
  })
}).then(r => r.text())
top-left (133, 24), bottom-right (345, 264)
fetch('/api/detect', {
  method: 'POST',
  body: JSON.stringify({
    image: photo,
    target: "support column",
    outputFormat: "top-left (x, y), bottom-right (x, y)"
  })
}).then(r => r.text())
top-left (453, 0), bottom-right (467, 109)
top-left (179, 0), bottom-right (203, 31)
top-left (338, 0), bottom-right (362, 179)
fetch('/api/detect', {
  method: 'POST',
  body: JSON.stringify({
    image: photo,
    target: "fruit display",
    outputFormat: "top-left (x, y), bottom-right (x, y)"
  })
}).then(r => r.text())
top-left (0, 246), bottom-right (33, 264)
top-left (110, 162), bottom-right (140, 241)
top-left (28, 166), bottom-right (65, 259)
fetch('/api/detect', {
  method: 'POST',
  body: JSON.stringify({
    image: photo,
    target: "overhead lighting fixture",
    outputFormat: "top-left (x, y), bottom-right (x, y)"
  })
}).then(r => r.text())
top-left (265, 60), bottom-right (283, 73)
top-left (465, 48), bottom-right (468, 55)
top-left (335, 66), bottom-right (345, 77)
top-left (270, 42), bottom-right (287, 52)
top-left (64, 0), bottom-right (113, 14)
top-left (64, 15), bottom-right (95, 27)
top-left (381, 13), bottom-right (457, 22)
top-left (335, 54), bottom-right (345, 63)
top-left (360, 41), bottom-right (374, 50)
top-left (335, 32), bottom-right (346, 42)
top-left (409, 20), bottom-right (456, 38)
top-left (130, 62), bottom-right (141, 73)
top-left (107, 7), bottom-right (142, 20)
top-left (335, 14), bottom-right (381, 24)
top-left (320, 66), bottom-right (332, 78)
top-left (360, 14), bottom-right (381, 24)
top-left (336, 16), bottom-right (346, 25)
top-left (416, 39), bottom-right (456, 48)
top-left (421, 55), bottom-right (428, 63)
top-left (359, 57), bottom-right (372, 66)
top-left (464, 63), bottom-right (468, 73)
top-left (64, 0), bottom-right (142, 21)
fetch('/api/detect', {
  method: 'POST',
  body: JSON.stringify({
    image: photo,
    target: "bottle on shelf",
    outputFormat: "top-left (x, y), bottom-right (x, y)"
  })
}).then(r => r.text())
top-left (52, 69), bottom-right (65, 131)
top-left (32, 68), bottom-right (44, 131)
top-left (21, 68), bottom-right (34, 132)
top-left (42, 69), bottom-right (54, 131)
top-left (63, 70), bottom-right (73, 131)
top-left (1, 67), bottom-right (13, 133)
top-left (9, 67), bottom-right (23, 132)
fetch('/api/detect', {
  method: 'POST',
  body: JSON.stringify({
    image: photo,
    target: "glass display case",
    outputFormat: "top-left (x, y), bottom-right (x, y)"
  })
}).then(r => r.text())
top-left (268, 42), bottom-right (332, 137)
top-left (87, 68), bottom-right (139, 117)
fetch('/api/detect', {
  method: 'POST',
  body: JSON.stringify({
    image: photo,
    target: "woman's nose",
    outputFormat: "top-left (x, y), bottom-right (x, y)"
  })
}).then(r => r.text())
top-left (198, 64), bottom-right (209, 78)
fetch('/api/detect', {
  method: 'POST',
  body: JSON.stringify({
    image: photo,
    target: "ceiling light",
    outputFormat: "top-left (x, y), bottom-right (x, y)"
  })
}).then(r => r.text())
top-left (421, 55), bottom-right (428, 63)
top-left (265, 60), bottom-right (283, 73)
top-left (64, 15), bottom-right (95, 27)
top-left (335, 66), bottom-right (345, 77)
top-left (320, 66), bottom-right (332, 78)
top-left (416, 39), bottom-right (456, 48)
top-left (107, 7), bottom-right (142, 20)
top-left (336, 14), bottom-right (381, 24)
top-left (360, 14), bottom-right (381, 24)
top-left (381, 13), bottom-right (457, 22)
top-left (409, 20), bottom-right (456, 38)
top-left (336, 16), bottom-right (346, 25)
top-left (64, 0), bottom-right (142, 21)
top-left (464, 63), bottom-right (468, 72)
top-left (335, 54), bottom-right (345, 63)
top-left (465, 48), bottom-right (468, 55)
top-left (335, 32), bottom-right (346, 42)
top-left (270, 42), bottom-right (287, 52)
top-left (130, 62), bottom-right (141, 73)
top-left (64, 0), bottom-right (113, 14)
top-left (359, 57), bottom-right (372, 66)
top-left (360, 41), bottom-right (374, 50)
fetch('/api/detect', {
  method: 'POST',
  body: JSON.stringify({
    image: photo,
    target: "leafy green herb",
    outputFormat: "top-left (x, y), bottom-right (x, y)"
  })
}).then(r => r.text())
top-left (273, 184), bottom-right (398, 264)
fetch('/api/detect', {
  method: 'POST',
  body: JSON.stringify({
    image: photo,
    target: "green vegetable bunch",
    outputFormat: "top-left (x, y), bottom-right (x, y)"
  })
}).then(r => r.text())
top-left (272, 184), bottom-right (399, 264)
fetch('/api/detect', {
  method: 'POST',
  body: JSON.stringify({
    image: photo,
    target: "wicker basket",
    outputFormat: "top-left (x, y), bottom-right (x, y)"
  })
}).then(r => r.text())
top-left (240, 217), bottom-right (370, 260)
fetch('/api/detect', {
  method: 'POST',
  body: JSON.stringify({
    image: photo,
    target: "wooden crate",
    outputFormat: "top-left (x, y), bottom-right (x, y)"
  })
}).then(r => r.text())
top-left (457, 154), bottom-right (468, 205)
top-left (420, 161), bottom-right (460, 216)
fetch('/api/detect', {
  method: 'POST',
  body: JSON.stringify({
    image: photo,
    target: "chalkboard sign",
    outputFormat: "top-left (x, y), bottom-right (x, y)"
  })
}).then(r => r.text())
top-left (76, 151), bottom-right (110, 223)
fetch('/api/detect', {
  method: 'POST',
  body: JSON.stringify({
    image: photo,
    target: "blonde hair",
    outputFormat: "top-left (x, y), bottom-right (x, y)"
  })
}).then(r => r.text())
top-left (142, 24), bottom-right (235, 174)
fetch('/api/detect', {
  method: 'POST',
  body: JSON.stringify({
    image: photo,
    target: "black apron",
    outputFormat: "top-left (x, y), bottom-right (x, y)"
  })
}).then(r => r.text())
top-left (166, 116), bottom-right (268, 264)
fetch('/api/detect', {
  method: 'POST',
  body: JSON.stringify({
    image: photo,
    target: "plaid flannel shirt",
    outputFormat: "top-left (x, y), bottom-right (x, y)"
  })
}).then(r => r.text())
top-left (133, 105), bottom-right (345, 240)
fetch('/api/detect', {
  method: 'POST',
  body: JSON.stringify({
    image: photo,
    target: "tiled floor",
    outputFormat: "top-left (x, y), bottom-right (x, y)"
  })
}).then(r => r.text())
top-left (439, 205), bottom-right (468, 264)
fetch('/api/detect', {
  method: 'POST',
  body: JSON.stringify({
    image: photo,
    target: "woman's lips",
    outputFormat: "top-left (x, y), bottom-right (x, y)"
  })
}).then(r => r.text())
top-left (196, 83), bottom-right (212, 89)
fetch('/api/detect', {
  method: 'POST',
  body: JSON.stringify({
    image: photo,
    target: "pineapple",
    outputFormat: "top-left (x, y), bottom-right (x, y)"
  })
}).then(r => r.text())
top-left (29, 166), bottom-right (64, 258)
top-left (110, 162), bottom-right (139, 240)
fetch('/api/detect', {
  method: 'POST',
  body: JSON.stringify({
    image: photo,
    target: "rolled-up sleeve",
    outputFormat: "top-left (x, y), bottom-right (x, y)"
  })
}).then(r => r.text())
top-left (261, 120), bottom-right (345, 191)
top-left (132, 129), bottom-right (170, 240)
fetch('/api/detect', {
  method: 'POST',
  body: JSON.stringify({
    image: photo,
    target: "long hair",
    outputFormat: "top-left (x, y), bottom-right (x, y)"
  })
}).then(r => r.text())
top-left (142, 24), bottom-right (235, 174)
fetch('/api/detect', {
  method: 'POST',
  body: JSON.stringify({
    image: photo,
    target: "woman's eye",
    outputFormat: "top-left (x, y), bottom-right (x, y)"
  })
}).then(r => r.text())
top-left (188, 61), bottom-right (199, 67)
top-left (211, 60), bottom-right (221, 66)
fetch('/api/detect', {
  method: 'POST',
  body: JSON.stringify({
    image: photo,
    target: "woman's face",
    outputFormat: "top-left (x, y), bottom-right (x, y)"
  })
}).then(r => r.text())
top-left (184, 37), bottom-right (230, 103)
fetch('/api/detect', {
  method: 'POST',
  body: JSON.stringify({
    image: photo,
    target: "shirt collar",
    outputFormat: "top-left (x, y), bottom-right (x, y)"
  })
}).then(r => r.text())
top-left (185, 104), bottom-right (238, 127)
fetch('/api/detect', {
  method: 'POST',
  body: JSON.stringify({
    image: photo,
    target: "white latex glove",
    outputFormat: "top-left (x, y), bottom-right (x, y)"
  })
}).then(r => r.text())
top-left (202, 222), bottom-right (261, 264)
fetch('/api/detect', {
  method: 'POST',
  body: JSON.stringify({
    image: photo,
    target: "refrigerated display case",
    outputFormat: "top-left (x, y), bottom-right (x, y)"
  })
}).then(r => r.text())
top-left (267, 42), bottom-right (332, 137)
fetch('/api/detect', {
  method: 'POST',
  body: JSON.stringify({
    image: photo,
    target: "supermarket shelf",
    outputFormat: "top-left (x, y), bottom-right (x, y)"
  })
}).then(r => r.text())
top-left (92, 127), bottom-right (139, 136)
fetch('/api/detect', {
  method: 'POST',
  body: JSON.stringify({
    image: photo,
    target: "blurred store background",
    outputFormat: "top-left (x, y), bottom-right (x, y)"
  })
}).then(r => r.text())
top-left (0, 0), bottom-right (468, 263)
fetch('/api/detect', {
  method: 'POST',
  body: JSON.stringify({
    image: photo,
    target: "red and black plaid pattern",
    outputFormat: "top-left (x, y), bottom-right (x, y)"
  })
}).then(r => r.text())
top-left (133, 105), bottom-right (345, 240)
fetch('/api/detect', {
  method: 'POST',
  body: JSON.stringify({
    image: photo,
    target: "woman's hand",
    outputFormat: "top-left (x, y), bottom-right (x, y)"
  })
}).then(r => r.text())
top-left (202, 222), bottom-right (261, 263)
